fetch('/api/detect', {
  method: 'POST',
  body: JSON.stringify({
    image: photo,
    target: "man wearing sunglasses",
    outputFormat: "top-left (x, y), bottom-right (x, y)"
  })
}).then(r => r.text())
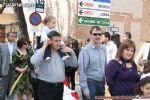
top-left (0, 32), bottom-right (17, 100)
top-left (78, 26), bottom-right (107, 100)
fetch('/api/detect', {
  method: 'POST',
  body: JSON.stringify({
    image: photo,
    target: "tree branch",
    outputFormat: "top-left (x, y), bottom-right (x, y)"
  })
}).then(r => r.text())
top-left (0, 4), bottom-right (6, 14)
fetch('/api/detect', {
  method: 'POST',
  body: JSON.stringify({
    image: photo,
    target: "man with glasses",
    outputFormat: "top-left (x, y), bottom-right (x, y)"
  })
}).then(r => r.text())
top-left (0, 32), bottom-right (17, 100)
top-left (78, 26), bottom-right (107, 100)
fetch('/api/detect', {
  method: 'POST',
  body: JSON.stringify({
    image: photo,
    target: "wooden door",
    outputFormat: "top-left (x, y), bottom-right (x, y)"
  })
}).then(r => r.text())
top-left (0, 25), bottom-right (5, 43)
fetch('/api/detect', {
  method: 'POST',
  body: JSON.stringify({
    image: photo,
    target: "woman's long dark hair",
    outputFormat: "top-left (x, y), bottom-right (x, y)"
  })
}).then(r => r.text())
top-left (66, 38), bottom-right (79, 59)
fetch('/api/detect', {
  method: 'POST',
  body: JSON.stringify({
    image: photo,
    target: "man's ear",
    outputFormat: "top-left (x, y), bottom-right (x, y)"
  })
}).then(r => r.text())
top-left (47, 38), bottom-right (52, 45)
top-left (106, 37), bottom-right (109, 40)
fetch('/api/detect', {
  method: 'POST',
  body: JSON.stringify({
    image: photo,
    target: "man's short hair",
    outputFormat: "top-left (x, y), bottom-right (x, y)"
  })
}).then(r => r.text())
top-left (124, 32), bottom-right (132, 39)
top-left (90, 26), bottom-right (102, 34)
top-left (47, 31), bottom-right (61, 39)
top-left (102, 32), bottom-right (111, 40)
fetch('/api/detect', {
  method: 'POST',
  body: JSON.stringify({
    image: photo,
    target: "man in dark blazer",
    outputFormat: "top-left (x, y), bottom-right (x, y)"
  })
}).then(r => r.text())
top-left (0, 32), bottom-right (17, 100)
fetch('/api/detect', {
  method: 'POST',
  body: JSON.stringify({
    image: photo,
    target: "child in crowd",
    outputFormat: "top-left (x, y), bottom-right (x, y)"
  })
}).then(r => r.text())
top-left (40, 16), bottom-right (56, 43)
top-left (39, 16), bottom-right (70, 62)
top-left (133, 60), bottom-right (150, 99)
top-left (135, 77), bottom-right (150, 99)
top-left (138, 60), bottom-right (150, 79)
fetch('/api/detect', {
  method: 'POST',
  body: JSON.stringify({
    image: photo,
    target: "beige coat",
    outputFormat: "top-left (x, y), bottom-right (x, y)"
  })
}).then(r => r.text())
top-left (135, 42), bottom-right (150, 65)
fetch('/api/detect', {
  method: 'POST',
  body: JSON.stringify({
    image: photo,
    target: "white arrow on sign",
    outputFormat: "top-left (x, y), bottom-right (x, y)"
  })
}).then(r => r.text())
top-left (79, 17), bottom-right (83, 24)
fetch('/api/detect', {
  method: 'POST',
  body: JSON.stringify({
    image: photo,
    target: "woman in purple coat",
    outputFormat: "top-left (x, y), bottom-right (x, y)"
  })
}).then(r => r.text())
top-left (106, 39), bottom-right (140, 96)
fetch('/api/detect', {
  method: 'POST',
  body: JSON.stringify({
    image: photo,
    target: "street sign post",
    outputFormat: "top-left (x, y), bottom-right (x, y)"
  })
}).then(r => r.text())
top-left (35, 0), bottom-right (45, 13)
top-left (110, 24), bottom-right (119, 35)
top-left (78, 0), bottom-right (110, 26)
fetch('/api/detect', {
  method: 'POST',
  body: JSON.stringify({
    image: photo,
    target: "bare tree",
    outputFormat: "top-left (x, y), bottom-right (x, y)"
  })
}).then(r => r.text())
top-left (0, 5), bottom-right (6, 14)
top-left (13, 0), bottom-right (29, 40)
top-left (0, 0), bottom-right (7, 14)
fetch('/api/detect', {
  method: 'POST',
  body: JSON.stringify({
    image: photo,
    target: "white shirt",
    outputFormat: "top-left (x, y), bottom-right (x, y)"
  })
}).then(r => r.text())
top-left (7, 42), bottom-right (14, 63)
top-left (141, 73), bottom-right (150, 80)
top-left (135, 43), bottom-right (150, 65)
top-left (40, 26), bottom-right (56, 42)
top-left (104, 41), bottom-right (117, 64)
top-left (63, 85), bottom-right (77, 100)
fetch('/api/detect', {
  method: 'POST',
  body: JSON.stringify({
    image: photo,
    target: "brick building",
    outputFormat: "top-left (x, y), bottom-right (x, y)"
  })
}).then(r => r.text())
top-left (0, 0), bottom-right (149, 51)
top-left (0, 8), bottom-right (18, 43)
top-left (46, 0), bottom-right (150, 51)
top-left (45, 0), bottom-right (78, 40)
top-left (110, 0), bottom-right (150, 50)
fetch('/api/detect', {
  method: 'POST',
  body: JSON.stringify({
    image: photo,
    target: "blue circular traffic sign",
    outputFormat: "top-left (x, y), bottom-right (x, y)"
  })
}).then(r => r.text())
top-left (29, 12), bottom-right (41, 26)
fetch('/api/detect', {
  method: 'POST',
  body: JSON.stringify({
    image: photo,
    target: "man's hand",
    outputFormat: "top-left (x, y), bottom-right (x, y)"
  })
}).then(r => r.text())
top-left (77, 68), bottom-right (80, 75)
top-left (41, 38), bottom-right (51, 53)
top-left (61, 46), bottom-right (74, 54)
top-left (43, 38), bottom-right (51, 47)
top-left (84, 92), bottom-right (90, 100)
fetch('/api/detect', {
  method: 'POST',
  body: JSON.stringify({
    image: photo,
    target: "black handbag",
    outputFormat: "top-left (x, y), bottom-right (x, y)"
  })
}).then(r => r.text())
top-left (26, 49), bottom-right (34, 70)
top-left (65, 66), bottom-right (77, 73)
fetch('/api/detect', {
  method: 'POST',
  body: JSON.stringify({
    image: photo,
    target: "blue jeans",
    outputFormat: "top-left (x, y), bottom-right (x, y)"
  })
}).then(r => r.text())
top-left (7, 93), bottom-right (14, 100)
top-left (82, 78), bottom-right (105, 100)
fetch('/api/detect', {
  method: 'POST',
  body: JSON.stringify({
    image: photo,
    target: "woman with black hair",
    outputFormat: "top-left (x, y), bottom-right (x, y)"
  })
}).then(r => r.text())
top-left (12, 38), bottom-right (32, 100)
top-left (65, 38), bottom-right (79, 90)
top-left (135, 77), bottom-right (150, 99)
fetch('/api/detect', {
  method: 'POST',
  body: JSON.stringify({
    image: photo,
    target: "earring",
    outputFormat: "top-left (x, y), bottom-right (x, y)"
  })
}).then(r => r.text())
top-left (141, 87), bottom-right (144, 91)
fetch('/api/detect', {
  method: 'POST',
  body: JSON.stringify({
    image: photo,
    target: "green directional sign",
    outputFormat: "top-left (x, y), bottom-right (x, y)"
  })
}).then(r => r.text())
top-left (78, 0), bottom-right (110, 26)
top-left (78, 16), bottom-right (110, 26)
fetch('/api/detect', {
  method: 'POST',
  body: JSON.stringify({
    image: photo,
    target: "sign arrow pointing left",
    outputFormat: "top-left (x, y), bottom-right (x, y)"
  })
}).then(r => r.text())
top-left (79, 17), bottom-right (83, 24)
top-left (79, 1), bottom-right (83, 7)
top-left (79, 9), bottom-right (83, 15)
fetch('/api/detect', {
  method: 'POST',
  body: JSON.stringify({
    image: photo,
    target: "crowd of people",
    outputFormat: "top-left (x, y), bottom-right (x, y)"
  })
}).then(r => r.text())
top-left (0, 15), bottom-right (150, 100)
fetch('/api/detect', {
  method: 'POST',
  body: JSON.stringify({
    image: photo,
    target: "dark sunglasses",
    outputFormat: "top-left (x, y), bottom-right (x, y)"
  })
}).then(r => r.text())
top-left (10, 36), bottom-right (17, 37)
top-left (92, 33), bottom-right (102, 36)
top-left (23, 43), bottom-right (28, 45)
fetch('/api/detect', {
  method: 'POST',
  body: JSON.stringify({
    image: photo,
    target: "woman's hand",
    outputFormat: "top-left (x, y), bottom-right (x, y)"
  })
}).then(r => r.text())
top-left (61, 46), bottom-right (74, 54)
top-left (16, 67), bottom-right (27, 73)
top-left (20, 68), bottom-right (27, 73)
